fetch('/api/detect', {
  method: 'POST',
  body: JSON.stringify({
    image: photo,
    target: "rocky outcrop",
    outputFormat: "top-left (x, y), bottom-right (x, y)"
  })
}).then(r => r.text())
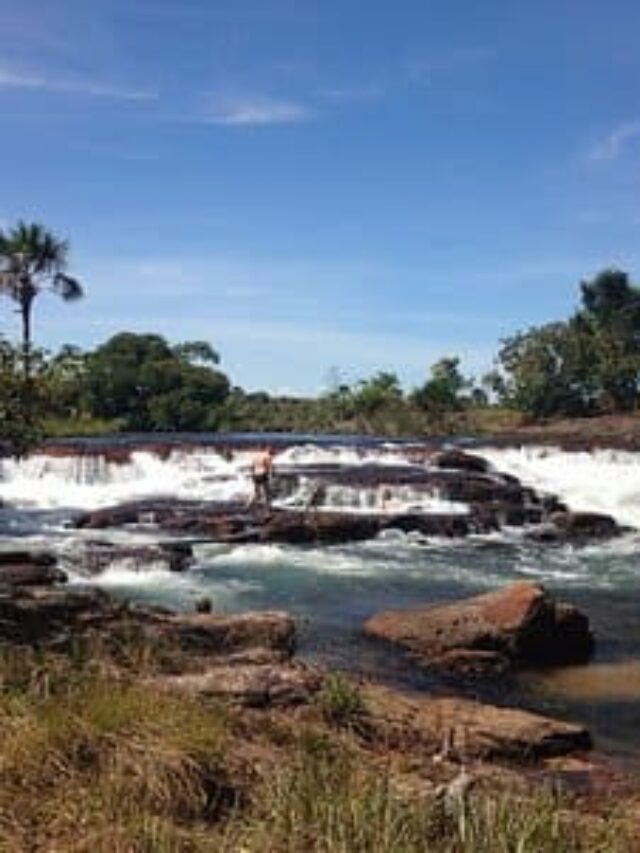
top-left (363, 582), bottom-right (594, 677)
top-left (63, 540), bottom-right (194, 574)
top-left (0, 585), bottom-right (295, 660)
top-left (363, 684), bottom-right (592, 760)
top-left (525, 512), bottom-right (620, 543)
top-left (0, 551), bottom-right (67, 587)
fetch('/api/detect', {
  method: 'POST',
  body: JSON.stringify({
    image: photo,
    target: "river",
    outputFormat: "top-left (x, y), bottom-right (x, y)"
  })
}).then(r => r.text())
top-left (1, 434), bottom-right (639, 755)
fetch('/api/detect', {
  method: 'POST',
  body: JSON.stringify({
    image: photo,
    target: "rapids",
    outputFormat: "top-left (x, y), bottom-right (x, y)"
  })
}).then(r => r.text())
top-left (1, 434), bottom-right (640, 753)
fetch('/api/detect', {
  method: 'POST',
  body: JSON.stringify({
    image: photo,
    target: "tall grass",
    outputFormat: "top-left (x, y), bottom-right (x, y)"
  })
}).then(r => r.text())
top-left (0, 649), bottom-right (631, 852)
top-left (228, 733), bottom-right (629, 853)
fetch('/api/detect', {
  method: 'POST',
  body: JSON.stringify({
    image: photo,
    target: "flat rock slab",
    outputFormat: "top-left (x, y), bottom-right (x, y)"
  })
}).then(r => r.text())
top-left (363, 581), bottom-right (594, 677)
top-left (364, 684), bottom-right (592, 761)
top-left (149, 663), bottom-right (322, 708)
top-left (0, 586), bottom-right (296, 659)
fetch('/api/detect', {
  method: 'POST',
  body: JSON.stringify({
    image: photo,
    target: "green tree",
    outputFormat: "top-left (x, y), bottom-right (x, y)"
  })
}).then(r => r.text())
top-left (575, 269), bottom-right (640, 411)
top-left (0, 222), bottom-right (84, 381)
top-left (412, 356), bottom-right (470, 413)
top-left (0, 337), bottom-right (48, 455)
top-left (82, 332), bottom-right (230, 430)
top-left (493, 322), bottom-right (591, 418)
top-left (352, 371), bottom-right (403, 415)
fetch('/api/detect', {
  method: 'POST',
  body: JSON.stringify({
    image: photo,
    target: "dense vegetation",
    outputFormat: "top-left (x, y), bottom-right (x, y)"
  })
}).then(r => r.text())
top-left (2, 221), bottom-right (640, 453)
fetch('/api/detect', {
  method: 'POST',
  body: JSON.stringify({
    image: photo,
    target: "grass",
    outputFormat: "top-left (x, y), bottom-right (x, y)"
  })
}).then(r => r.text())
top-left (317, 673), bottom-right (368, 730)
top-left (0, 646), bottom-right (633, 852)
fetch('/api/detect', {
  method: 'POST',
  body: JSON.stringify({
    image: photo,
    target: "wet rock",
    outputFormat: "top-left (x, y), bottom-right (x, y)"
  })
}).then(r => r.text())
top-left (65, 540), bottom-right (194, 575)
top-left (0, 551), bottom-right (66, 587)
top-left (364, 684), bottom-right (592, 761)
top-left (149, 663), bottom-right (321, 707)
top-left (363, 582), bottom-right (594, 677)
top-left (0, 562), bottom-right (68, 587)
top-left (550, 511), bottom-right (620, 539)
top-left (431, 449), bottom-right (490, 473)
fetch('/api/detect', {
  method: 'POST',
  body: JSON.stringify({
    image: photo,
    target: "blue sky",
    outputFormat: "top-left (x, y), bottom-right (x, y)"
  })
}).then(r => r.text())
top-left (1, 0), bottom-right (640, 393)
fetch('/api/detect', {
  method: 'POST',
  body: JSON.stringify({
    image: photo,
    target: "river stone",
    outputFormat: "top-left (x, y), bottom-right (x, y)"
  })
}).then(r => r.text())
top-left (0, 586), bottom-right (296, 660)
top-left (363, 581), bottom-right (594, 676)
top-left (148, 663), bottom-right (322, 707)
top-left (363, 685), bottom-right (592, 761)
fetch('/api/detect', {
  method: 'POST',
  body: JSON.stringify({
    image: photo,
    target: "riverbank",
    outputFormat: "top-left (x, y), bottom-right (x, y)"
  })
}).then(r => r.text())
top-left (1, 577), bottom-right (637, 851)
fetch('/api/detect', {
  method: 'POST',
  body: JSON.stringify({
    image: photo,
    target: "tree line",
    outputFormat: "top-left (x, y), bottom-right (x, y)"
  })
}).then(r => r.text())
top-left (1, 221), bottom-right (640, 454)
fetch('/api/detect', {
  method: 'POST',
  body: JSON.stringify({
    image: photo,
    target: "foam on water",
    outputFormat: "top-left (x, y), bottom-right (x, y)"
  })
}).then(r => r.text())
top-left (479, 445), bottom-right (640, 529)
top-left (0, 449), bottom-right (251, 509)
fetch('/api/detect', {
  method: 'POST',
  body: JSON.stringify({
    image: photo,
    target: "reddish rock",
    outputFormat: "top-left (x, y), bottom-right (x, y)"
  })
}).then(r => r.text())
top-left (363, 684), bottom-right (592, 761)
top-left (363, 582), bottom-right (594, 676)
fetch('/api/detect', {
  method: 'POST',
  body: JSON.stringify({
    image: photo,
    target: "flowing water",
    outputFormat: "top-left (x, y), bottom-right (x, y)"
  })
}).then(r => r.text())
top-left (1, 435), bottom-right (640, 754)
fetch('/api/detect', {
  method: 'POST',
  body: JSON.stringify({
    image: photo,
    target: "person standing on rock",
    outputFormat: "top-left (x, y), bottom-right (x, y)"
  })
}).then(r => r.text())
top-left (250, 445), bottom-right (274, 508)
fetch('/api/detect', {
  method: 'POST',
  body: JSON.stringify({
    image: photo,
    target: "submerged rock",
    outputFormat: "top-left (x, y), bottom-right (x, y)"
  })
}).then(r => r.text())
top-left (363, 581), bottom-right (594, 677)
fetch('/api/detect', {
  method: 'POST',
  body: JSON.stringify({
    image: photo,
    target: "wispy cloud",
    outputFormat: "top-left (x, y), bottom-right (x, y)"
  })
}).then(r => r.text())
top-left (201, 95), bottom-right (313, 126)
top-left (589, 120), bottom-right (640, 162)
top-left (0, 65), bottom-right (155, 101)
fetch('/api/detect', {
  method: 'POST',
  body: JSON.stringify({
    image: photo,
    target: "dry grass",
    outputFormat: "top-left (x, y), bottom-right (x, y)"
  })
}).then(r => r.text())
top-left (0, 646), bottom-right (633, 852)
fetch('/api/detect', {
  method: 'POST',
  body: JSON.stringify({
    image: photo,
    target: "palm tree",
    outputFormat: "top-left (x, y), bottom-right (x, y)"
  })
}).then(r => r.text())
top-left (0, 222), bottom-right (84, 381)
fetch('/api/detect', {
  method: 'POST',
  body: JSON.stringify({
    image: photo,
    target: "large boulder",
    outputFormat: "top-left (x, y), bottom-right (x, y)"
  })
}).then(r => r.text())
top-left (363, 582), bottom-right (594, 677)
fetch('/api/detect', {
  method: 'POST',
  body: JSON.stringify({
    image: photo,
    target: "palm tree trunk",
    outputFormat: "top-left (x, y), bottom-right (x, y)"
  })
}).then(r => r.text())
top-left (20, 296), bottom-right (33, 384)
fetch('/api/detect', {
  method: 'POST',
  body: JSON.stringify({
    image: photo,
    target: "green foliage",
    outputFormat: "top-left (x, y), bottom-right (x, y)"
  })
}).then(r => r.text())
top-left (0, 337), bottom-right (48, 455)
top-left (317, 673), bottom-right (367, 729)
top-left (0, 221), bottom-right (84, 381)
top-left (491, 268), bottom-right (640, 418)
top-left (81, 332), bottom-right (230, 431)
top-left (412, 356), bottom-right (471, 414)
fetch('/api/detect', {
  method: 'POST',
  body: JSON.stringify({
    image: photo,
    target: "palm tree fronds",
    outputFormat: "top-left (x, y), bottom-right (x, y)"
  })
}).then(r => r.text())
top-left (52, 273), bottom-right (84, 301)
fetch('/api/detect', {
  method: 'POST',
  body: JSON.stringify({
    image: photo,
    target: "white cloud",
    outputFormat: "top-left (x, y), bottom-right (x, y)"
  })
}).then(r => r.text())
top-left (0, 65), bottom-right (156, 101)
top-left (201, 95), bottom-right (313, 126)
top-left (589, 121), bottom-right (640, 162)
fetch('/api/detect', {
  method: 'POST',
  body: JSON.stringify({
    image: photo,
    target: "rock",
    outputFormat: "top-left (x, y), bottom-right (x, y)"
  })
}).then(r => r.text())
top-left (141, 610), bottom-right (297, 659)
top-left (0, 562), bottom-right (68, 587)
top-left (0, 586), bottom-right (124, 645)
top-left (195, 596), bottom-right (213, 613)
top-left (550, 511), bottom-right (620, 539)
top-left (363, 582), bottom-right (594, 676)
top-left (363, 684), bottom-right (592, 761)
top-left (0, 551), bottom-right (66, 587)
top-left (432, 449), bottom-right (490, 473)
top-left (262, 510), bottom-right (381, 544)
top-left (0, 586), bottom-right (296, 661)
top-left (64, 540), bottom-right (194, 575)
top-left (149, 663), bottom-right (322, 708)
